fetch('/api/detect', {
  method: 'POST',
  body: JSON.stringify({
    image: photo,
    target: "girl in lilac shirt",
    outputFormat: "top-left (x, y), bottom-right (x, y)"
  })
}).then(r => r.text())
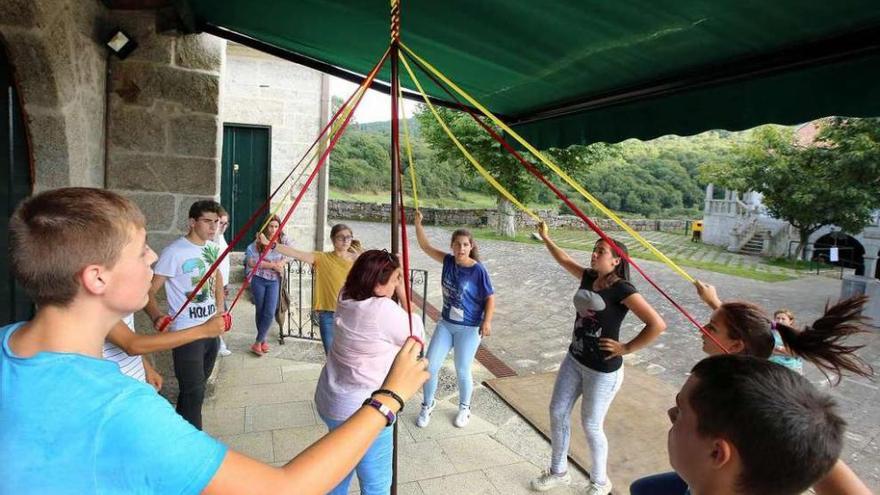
top-left (245, 215), bottom-right (289, 356)
top-left (314, 250), bottom-right (424, 495)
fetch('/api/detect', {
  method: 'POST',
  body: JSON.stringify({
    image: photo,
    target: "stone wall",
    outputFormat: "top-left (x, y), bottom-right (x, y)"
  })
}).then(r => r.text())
top-left (329, 200), bottom-right (689, 233)
top-left (0, 0), bottom-right (109, 190)
top-left (104, 11), bottom-right (226, 251)
top-left (221, 44), bottom-right (326, 251)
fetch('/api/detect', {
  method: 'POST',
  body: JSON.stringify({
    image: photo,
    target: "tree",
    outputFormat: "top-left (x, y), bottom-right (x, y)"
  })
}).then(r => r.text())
top-left (701, 122), bottom-right (880, 259)
top-left (416, 106), bottom-right (535, 237)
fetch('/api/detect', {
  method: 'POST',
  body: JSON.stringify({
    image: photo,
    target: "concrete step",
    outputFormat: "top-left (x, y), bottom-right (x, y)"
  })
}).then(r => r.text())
top-left (739, 247), bottom-right (763, 256)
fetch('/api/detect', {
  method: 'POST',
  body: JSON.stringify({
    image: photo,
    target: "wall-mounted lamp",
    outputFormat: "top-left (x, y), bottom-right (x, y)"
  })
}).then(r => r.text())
top-left (105, 29), bottom-right (137, 59)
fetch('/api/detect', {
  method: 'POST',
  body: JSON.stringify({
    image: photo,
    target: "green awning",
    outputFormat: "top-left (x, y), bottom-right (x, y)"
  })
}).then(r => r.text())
top-left (180, 0), bottom-right (880, 147)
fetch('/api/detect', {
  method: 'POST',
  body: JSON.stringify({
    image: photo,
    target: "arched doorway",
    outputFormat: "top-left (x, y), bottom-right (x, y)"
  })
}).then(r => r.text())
top-left (876, 249), bottom-right (880, 279)
top-left (0, 40), bottom-right (34, 325)
top-left (813, 232), bottom-right (865, 276)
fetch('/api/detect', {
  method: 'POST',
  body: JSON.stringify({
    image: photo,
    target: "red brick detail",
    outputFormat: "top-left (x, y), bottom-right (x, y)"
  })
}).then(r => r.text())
top-left (411, 293), bottom-right (518, 378)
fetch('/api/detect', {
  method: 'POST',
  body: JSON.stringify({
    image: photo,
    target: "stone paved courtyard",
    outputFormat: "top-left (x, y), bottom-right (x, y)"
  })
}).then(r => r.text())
top-left (338, 219), bottom-right (880, 490)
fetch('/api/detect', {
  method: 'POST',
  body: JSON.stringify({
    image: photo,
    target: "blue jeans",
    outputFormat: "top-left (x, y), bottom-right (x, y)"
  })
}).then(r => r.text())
top-left (630, 472), bottom-right (689, 495)
top-left (250, 275), bottom-right (279, 343)
top-left (549, 353), bottom-right (623, 485)
top-left (422, 319), bottom-right (482, 407)
top-left (316, 310), bottom-right (335, 354)
top-left (321, 415), bottom-right (394, 494)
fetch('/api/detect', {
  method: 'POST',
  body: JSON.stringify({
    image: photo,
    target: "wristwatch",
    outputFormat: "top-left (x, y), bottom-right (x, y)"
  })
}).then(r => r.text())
top-left (362, 398), bottom-right (396, 426)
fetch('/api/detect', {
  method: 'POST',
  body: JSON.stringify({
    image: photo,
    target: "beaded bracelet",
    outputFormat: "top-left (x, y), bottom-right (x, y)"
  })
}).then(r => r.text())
top-left (371, 389), bottom-right (405, 412)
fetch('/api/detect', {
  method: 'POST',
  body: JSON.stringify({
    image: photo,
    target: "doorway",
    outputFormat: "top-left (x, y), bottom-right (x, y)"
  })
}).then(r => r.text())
top-left (0, 43), bottom-right (34, 325)
top-left (220, 124), bottom-right (271, 251)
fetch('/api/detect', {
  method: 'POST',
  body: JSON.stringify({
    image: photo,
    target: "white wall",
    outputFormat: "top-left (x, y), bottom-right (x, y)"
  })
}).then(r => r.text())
top-left (221, 43), bottom-right (328, 251)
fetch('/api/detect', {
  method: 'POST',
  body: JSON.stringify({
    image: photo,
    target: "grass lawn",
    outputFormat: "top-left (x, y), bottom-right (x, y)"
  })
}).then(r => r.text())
top-left (470, 227), bottom-right (797, 283)
top-left (330, 189), bottom-right (559, 210)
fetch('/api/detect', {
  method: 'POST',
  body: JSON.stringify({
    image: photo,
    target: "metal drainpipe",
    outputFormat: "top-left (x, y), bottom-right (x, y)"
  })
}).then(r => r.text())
top-left (314, 72), bottom-right (331, 251)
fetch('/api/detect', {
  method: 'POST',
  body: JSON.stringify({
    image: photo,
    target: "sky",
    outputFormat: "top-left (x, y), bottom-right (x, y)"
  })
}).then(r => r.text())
top-left (330, 76), bottom-right (420, 123)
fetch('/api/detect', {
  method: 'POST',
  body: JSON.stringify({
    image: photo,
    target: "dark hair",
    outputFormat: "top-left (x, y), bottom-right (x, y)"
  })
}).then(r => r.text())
top-left (588, 237), bottom-right (630, 283)
top-left (689, 355), bottom-right (844, 495)
top-left (451, 229), bottom-right (479, 261)
top-left (188, 200), bottom-right (223, 220)
top-left (257, 215), bottom-right (284, 251)
top-left (718, 296), bottom-right (873, 382)
top-left (10, 187), bottom-right (145, 306)
top-left (330, 223), bottom-right (352, 239)
top-left (341, 250), bottom-right (400, 301)
top-left (716, 301), bottom-right (776, 358)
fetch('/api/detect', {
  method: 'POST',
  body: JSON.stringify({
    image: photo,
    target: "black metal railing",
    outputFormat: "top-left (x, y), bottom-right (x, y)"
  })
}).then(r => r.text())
top-left (785, 242), bottom-right (854, 279)
top-left (279, 260), bottom-right (428, 344)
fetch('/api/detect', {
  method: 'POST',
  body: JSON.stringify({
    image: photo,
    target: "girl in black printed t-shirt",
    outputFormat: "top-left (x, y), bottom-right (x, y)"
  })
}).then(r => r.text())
top-left (530, 223), bottom-right (667, 495)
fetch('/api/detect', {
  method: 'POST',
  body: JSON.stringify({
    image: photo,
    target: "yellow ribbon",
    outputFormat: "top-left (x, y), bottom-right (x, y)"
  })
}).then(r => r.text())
top-left (400, 42), bottom-right (694, 283)
top-left (400, 53), bottom-right (540, 222)
top-left (397, 83), bottom-right (420, 210)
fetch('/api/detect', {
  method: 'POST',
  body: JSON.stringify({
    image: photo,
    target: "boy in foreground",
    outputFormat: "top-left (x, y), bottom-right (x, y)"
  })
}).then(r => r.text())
top-left (665, 354), bottom-right (870, 495)
top-left (0, 187), bottom-right (428, 494)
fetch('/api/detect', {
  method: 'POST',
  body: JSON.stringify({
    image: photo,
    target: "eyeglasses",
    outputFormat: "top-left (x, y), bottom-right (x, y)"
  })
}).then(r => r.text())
top-left (334, 235), bottom-right (353, 242)
top-left (219, 221), bottom-right (228, 226)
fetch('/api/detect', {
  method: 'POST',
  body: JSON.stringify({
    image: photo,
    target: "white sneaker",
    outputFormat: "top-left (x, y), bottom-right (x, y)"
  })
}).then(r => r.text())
top-left (218, 337), bottom-right (231, 356)
top-left (454, 406), bottom-right (471, 428)
top-left (584, 480), bottom-right (613, 495)
top-left (529, 469), bottom-right (571, 492)
top-left (415, 400), bottom-right (436, 428)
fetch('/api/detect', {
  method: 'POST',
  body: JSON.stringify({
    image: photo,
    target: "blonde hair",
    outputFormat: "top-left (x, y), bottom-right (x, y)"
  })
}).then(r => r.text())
top-left (10, 187), bottom-right (145, 306)
top-left (774, 308), bottom-right (795, 323)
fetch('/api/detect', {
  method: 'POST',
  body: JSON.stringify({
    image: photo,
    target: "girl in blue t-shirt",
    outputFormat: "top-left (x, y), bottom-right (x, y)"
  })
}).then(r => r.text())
top-left (414, 211), bottom-right (495, 429)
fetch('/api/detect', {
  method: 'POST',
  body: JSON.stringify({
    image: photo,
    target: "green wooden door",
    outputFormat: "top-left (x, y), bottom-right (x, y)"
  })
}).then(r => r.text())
top-left (0, 45), bottom-right (34, 325)
top-left (220, 125), bottom-right (271, 251)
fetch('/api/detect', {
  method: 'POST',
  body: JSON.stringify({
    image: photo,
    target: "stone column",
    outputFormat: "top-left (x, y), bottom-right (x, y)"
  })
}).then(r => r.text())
top-left (0, 0), bottom-right (109, 190)
top-left (804, 243), bottom-right (815, 261)
top-left (704, 184), bottom-right (713, 213)
top-left (864, 255), bottom-right (879, 280)
top-left (104, 11), bottom-right (225, 252)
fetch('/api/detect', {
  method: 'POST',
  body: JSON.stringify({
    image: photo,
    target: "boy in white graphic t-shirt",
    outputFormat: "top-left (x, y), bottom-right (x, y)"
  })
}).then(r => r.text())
top-left (145, 200), bottom-right (225, 430)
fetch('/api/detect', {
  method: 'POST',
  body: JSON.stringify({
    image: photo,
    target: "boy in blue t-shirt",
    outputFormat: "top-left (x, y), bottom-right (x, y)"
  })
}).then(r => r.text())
top-left (0, 187), bottom-right (427, 494)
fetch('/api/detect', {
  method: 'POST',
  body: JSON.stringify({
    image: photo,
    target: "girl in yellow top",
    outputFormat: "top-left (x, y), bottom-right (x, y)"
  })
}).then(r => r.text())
top-left (269, 224), bottom-right (358, 354)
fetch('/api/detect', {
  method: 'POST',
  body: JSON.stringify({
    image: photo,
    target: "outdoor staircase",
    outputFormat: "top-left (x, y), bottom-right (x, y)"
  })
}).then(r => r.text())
top-left (738, 231), bottom-right (766, 256)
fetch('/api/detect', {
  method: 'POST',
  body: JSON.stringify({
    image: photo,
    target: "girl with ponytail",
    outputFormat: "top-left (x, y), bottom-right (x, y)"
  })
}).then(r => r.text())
top-left (631, 286), bottom-right (873, 495)
top-left (694, 282), bottom-right (872, 381)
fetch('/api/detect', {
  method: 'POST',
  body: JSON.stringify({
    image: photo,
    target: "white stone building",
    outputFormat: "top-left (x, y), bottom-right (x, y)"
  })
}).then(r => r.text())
top-left (700, 122), bottom-right (880, 320)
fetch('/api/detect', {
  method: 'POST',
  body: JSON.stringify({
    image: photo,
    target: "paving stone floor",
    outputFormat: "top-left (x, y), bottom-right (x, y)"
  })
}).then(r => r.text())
top-left (201, 220), bottom-right (878, 492)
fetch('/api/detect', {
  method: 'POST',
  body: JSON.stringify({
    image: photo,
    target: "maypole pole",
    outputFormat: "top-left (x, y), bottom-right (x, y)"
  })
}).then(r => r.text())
top-left (390, 0), bottom-right (401, 253)
top-left (389, 1), bottom-right (402, 494)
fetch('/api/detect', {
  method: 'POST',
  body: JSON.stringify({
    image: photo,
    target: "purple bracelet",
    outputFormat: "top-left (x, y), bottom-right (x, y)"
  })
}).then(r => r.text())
top-left (362, 398), bottom-right (396, 426)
